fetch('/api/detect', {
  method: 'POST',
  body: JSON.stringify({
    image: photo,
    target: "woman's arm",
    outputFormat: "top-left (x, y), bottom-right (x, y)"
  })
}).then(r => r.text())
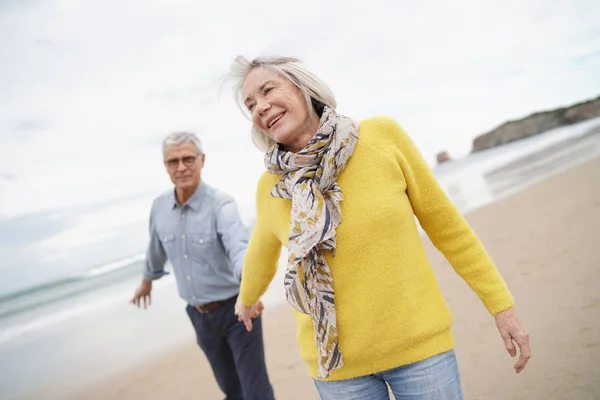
top-left (388, 119), bottom-right (514, 315)
top-left (239, 174), bottom-right (282, 306)
top-left (386, 118), bottom-right (530, 372)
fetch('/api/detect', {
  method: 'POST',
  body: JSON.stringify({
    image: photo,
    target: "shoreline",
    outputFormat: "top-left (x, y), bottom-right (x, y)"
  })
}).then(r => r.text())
top-left (27, 155), bottom-right (600, 400)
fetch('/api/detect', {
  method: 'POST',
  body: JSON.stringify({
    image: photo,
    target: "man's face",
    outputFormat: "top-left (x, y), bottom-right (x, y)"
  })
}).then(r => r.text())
top-left (163, 142), bottom-right (204, 192)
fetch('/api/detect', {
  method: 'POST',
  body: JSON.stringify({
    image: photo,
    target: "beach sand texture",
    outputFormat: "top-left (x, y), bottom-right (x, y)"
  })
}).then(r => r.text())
top-left (32, 157), bottom-right (600, 400)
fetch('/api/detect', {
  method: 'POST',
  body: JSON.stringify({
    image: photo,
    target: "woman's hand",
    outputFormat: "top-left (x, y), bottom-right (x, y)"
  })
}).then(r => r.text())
top-left (235, 298), bottom-right (265, 331)
top-left (495, 307), bottom-right (531, 373)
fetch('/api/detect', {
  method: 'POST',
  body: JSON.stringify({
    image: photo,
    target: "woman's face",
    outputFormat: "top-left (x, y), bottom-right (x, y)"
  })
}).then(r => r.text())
top-left (242, 68), bottom-right (317, 151)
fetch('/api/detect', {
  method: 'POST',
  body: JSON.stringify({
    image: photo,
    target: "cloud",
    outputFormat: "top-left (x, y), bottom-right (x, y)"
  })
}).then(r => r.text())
top-left (0, 209), bottom-right (76, 278)
top-left (0, 0), bottom-right (599, 224)
top-left (12, 117), bottom-right (49, 134)
top-left (0, 211), bottom-right (74, 250)
top-left (34, 38), bottom-right (57, 49)
top-left (37, 197), bottom-right (152, 260)
top-left (147, 78), bottom-right (221, 105)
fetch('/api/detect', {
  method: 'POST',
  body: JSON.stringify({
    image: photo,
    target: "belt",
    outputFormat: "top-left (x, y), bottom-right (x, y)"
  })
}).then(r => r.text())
top-left (194, 294), bottom-right (237, 314)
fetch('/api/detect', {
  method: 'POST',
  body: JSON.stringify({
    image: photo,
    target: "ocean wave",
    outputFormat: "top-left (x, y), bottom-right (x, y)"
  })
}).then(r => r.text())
top-left (0, 275), bottom-right (175, 345)
top-left (87, 253), bottom-right (146, 277)
top-left (0, 254), bottom-right (147, 321)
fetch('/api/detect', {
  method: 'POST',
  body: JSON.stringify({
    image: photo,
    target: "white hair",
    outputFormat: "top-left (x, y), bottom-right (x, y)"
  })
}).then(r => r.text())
top-left (228, 55), bottom-right (337, 152)
top-left (162, 131), bottom-right (203, 156)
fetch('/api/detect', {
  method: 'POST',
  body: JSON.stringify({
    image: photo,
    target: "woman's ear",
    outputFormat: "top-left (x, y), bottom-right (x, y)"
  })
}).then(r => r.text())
top-left (311, 98), bottom-right (325, 118)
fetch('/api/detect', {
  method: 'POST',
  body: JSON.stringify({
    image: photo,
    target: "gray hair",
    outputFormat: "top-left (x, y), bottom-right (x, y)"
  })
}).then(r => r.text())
top-left (228, 55), bottom-right (337, 152)
top-left (162, 131), bottom-right (203, 156)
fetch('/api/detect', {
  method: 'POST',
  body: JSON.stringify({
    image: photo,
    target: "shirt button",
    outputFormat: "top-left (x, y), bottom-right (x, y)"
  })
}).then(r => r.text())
top-left (184, 254), bottom-right (188, 259)
top-left (192, 296), bottom-right (196, 299)
top-left (199, 239), bottom-right (204, 244)
top-left (181, 214), bottom-right (185, 218)
top-left (186, 276), bottom-right (191, 280)
top-left (181, 234), bottom-right (186, 239)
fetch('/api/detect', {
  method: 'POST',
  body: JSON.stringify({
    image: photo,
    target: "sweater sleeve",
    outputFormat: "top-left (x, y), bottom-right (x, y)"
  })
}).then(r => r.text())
top-left (239, 174), bottom-right (283, 306)
top-left (387, 118), bottom-right (514, 315)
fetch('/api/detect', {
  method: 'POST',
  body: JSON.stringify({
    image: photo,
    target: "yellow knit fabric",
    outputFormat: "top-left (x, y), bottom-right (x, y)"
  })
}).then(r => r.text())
top-left (240, 116), bottom-right (514, 381)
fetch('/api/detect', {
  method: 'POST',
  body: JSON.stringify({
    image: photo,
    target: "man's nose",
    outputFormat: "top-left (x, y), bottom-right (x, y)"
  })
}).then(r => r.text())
top-left (176, 160), bottom-right (187, 172)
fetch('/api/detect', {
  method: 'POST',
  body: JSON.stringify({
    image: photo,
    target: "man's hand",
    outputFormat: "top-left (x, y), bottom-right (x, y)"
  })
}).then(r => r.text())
top-left (235, 298), bottom-right (265, 332)
top-left (495, 307), bottom-right (531, 373)
top-left (130, 280), bottom-right (153, 309)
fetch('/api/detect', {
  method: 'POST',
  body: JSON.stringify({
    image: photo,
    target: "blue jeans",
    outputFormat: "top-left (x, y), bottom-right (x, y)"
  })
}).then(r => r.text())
top-left (186, 296), bottom-right (274, 400)
top-left (313, 350), bottom-right (463, 400)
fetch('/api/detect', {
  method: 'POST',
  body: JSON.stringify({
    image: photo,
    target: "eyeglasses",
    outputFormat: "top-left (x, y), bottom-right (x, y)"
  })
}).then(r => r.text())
top-left (164, 155), bottom-right (199, 170)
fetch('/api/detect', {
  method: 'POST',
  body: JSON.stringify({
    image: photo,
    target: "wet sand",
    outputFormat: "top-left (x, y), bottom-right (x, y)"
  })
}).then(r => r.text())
top-left (33, 157), bottom-right (600, 399)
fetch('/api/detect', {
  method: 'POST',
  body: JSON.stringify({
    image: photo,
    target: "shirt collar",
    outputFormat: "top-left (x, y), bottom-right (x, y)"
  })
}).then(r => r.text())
top-left (171, 181), bottom-right (207, 211)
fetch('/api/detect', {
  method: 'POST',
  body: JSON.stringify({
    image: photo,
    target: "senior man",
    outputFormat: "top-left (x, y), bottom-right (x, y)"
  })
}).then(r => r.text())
top-left (130, 131), bottom-right (274, 400)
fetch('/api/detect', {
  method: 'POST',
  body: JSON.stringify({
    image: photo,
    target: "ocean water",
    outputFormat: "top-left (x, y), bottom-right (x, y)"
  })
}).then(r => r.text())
top-left (1, 117), bottom-right (600, 399)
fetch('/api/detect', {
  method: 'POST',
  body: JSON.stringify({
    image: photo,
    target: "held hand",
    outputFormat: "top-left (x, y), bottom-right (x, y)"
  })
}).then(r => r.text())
top-left (234, 298), bottom-right (265, 332)
top-left (495, 307), bottom-right (531, 373)
top-left (251, 300), bottom-right (265, 318)
top-left (130, 280), bottom-right (152, 309)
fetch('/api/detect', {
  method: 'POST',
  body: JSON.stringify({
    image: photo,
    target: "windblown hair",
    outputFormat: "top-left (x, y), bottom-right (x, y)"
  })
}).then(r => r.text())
top-left (228, 55), bottom-right (337, 152)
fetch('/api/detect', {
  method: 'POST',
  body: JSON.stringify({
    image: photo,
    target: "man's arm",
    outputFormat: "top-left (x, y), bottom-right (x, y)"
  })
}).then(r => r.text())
top-left (131, 201), bottom-right (168, 308)
top-left (215, 196), bottom-right (249, 281)
top-left (143, 201), bottom-right (169, 281)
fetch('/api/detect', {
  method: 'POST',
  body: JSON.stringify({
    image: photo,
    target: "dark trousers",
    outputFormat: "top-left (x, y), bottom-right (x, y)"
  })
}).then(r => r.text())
top-left (186, 296), bottom-right (275, 400)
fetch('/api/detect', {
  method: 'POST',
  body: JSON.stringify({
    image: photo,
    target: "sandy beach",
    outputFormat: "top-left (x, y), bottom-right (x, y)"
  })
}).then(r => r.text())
top-left (32, 156), bottom-right (600, 400)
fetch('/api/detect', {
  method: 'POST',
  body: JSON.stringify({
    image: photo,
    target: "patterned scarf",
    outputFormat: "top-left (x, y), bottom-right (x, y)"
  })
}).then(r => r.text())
top-left (264, 106), bottom-right (359, 378)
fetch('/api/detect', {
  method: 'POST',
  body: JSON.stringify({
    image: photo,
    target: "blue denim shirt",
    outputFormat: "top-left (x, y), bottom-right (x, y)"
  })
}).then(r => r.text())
top-left (143, 181), bottom-right (248, 305)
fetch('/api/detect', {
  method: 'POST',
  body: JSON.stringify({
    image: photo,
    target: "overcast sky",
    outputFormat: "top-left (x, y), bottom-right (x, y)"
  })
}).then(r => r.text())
top-left (1, 0), bottom-right (599, 281)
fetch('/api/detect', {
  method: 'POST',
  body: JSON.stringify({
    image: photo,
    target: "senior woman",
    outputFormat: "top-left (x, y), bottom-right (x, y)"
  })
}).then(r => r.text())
top-left (230, 56), bottom-right (531, 399)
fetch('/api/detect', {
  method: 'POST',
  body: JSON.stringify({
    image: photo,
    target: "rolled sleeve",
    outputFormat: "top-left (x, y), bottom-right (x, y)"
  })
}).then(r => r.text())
top-left (215, 196), bottom-right (249, 281)
top-left (143, 202), bottom-right (169, 281)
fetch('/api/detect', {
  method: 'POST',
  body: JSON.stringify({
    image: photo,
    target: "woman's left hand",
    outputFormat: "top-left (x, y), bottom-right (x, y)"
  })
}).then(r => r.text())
top-left (494, 307), bottom-right (531, 373)
top-left (235, 298), bottom-right (264, 332)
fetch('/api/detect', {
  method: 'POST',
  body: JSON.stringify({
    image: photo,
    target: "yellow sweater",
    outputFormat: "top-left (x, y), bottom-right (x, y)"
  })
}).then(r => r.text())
top-left (240, 116), bottom-right (514, 381)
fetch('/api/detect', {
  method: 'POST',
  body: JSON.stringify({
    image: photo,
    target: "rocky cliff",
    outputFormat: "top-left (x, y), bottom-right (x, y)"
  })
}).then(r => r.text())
top-left (471, 95), bottom-right (600, 153)
top-left (436, 151), bottom-right (452, 164)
